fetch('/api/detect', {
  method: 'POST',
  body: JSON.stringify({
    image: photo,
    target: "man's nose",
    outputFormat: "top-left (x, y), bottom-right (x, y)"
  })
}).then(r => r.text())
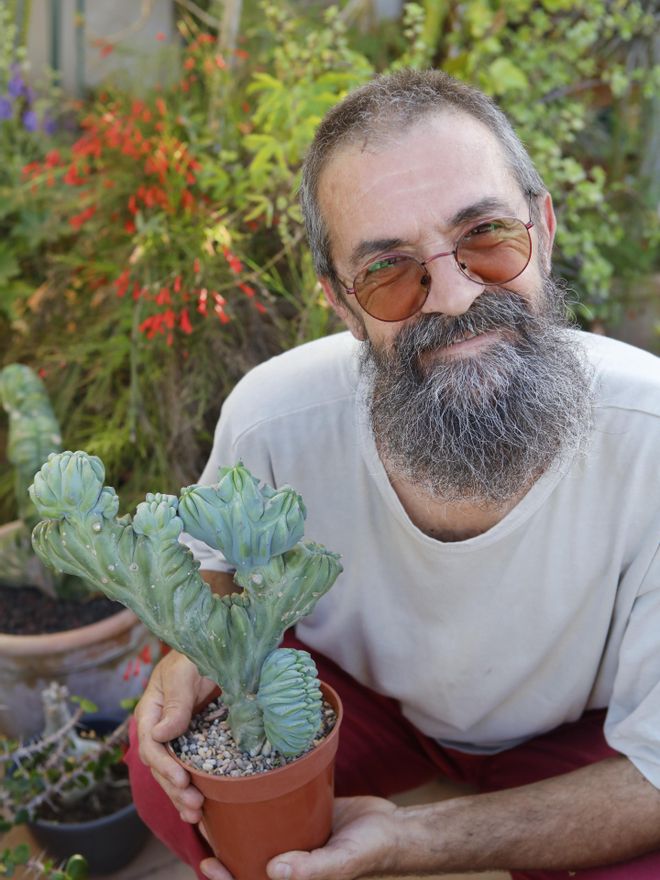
top-left (420, 256), bottom-right (484, 317)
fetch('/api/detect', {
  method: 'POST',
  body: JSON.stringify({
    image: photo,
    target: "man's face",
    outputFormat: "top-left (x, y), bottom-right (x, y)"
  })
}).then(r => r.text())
top-left (317, 111), bottom-right (553, 350)
top-left (316, 112), bottom-right (592, 505)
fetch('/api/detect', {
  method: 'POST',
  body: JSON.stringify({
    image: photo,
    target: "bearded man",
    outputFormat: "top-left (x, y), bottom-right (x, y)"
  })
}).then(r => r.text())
top-left (127, 69), bottom-right (660, 880)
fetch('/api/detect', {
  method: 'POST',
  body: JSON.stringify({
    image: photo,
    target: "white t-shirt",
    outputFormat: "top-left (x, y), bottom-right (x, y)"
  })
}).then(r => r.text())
top-left (183, 330), bottom-right (660, 786)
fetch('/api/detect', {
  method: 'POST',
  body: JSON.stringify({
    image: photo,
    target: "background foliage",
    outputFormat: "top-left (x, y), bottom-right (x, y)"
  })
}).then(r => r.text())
top-left (1, 0), bottom-right (658, 523)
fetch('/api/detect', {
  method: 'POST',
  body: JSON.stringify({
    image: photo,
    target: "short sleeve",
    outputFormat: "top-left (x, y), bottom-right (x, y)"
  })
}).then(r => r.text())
top-left (604, 540), bottom-right (660, 787)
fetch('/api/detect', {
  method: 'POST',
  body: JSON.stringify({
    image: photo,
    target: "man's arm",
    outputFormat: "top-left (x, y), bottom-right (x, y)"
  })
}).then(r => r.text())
top-left (263, 756), bottom-right (660, 880)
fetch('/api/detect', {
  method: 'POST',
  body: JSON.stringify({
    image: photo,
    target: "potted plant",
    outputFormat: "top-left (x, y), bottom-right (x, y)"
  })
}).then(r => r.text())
top-left (0, 365), bottom-right (159, 739)
top-left (0, 682), bottom-right (149, 875)
top-left (28, 450), bottom-right (344, 880)
top-left (0, 845), bottom-right (87, 880)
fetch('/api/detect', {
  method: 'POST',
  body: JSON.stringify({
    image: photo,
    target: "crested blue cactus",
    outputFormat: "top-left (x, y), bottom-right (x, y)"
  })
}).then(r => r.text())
top-left (29, 451), bottom-right (342, 757)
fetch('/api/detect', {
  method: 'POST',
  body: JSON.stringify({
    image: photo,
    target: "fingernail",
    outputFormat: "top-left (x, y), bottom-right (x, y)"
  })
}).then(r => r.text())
top-left (269, 862), bottom-right (292, 880)
top-left (200, 860), bottom-right (223, 879)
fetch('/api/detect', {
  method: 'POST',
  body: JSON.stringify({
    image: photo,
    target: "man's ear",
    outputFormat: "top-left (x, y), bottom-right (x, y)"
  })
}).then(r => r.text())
top-left (539, 192), bottom-right (557, 275)
top-left (319, 277), bottom-right (367, 341)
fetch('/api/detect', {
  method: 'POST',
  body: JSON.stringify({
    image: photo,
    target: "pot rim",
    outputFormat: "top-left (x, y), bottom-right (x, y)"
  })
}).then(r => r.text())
top-left (29, 797), bottom-right (138, 831)
top-left (0, 520), bottom-right (140, 653)
top-left (167, 680), bottom-right (343, 788)
top-left (0, 607), bottom-right (139, 655)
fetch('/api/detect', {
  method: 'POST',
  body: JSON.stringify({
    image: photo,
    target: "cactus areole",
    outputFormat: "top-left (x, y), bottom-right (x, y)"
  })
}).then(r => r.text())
top-left (29, 451), bottom-right (343, 758)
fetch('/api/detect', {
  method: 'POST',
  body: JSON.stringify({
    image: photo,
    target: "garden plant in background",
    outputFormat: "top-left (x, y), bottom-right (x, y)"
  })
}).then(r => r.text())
top-left (1, 0), bottom-right (658, 526)
top-left (0, 683), bottom-right (148, 877)
top-left (0, 363), bottom-right (158, 740)
top-left (0, 1), bottom-right (68, 332)
top-left (29, 449), bottom-right (343, 878)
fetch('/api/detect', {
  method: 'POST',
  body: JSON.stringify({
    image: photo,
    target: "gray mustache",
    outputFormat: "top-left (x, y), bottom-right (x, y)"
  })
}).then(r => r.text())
top-left (393, 291), bottom-right (532, 354)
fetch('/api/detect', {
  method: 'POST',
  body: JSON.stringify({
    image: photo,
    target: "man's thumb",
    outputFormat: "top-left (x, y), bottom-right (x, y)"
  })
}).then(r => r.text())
top-left (152, 698), bottom-right (193, 741)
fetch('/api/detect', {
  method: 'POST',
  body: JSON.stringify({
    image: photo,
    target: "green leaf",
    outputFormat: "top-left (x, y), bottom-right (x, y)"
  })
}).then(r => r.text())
top-left (64, 854), bottom-right (89, 880)
top-left (70, 696), bottom-right (99, 714)
top-left (487, 58), bottom-right (529, 94)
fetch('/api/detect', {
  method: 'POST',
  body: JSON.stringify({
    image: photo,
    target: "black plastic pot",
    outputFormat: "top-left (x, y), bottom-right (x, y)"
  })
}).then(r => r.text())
top-left (28, 716), bottom-right (150, 875)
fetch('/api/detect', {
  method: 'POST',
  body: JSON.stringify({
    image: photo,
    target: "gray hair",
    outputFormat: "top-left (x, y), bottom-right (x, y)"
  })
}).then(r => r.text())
top-left (299, 68), bottom-right (546, 286)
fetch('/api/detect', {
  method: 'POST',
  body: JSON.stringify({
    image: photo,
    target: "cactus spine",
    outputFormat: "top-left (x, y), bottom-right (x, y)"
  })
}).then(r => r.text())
top-left (30, 451), bottom-right (342, 756)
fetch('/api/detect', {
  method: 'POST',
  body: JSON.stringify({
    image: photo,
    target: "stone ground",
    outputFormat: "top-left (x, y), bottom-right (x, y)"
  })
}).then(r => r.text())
top-left (5, 776), bottom-right (510, 879)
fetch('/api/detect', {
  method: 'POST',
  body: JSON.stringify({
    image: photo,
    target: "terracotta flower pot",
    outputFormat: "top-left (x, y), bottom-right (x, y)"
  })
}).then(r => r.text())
top-left (169, 681), bottom-right (343, 880)
top-left (0, 607), bottom-right (159, 740)
top-left (0, 518), bottom-right (160, 739)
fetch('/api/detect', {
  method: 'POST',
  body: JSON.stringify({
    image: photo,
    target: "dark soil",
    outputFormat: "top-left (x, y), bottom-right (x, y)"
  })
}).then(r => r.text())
top-left (36, 761), bottom-right (133, 823)
top-left (0, 584), bottom-right (123, 635)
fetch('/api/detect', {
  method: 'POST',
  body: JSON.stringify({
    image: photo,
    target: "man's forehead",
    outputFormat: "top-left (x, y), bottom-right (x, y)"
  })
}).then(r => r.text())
top-left (317, 111), bottom-right (520, 264)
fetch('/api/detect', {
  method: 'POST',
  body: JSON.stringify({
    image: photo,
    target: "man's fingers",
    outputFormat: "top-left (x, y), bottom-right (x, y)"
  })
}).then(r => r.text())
top-left (150, 766), bottom-right (204, 819)
top-left (267, 845), bottom-right (359, 880)
top-left (199, 857), bottom-right (234, 880)
top-left (151, 694), bottom-right (196, 741)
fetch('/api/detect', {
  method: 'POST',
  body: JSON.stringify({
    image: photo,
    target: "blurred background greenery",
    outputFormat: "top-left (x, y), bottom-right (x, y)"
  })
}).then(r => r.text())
top-left (1, 0), bottom-right (658, 523)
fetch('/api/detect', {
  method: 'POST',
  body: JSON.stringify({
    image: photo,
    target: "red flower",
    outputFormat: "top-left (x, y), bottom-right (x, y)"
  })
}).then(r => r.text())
top-left (156, 97), bottom-right (166, 116)
top-left (69, 206), bottom-right (96, 229)
top-left (223, 247), bottom-right (243, 274)
top-left (234, 49), bottom-right (249, 60)
top-left (197, 288), bottom-right (208, 315)
top-left (155, 287), bottom-right (171, 305)
top-left (214, 54), bottom-right (227, 69)
top-left (238, 282), bottom-right (255, 298)
top-left (124, 220), bottom-right (136, 234)
top-left (114, 269), bottom-right (130, 298)
top-left (156, 31), bottom-right (166, 41)
top-left (22, 161), bottom-right (41, 178)
top-left (254, 301), bottom-right (267, 315)
top-left (193, 258), bottom-right (201, 274)
top-left (184, 57), bottom-right (195, 70)
top-left (45, 150), bottom-right (61, 168)
top-left (173, 275), bottom-right (182, 293)
top-left (63, 164), bottom-right (86, 186)
top-left (179, 308), bottom-right (193, 334)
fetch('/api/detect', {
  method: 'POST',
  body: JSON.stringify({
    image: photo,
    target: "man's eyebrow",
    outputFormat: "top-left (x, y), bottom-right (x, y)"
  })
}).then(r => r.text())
top-left (449, 197), bottom-right (517, 227)
top-left (348, 237), bottom-right (406, 270)
top-left (346, 197), bottom-right (521, 271)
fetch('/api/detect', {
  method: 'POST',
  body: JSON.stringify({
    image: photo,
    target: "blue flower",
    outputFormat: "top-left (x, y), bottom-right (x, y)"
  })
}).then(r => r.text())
top-left (43, 115), bottom-right (57, 135)
top-left (8, 71), bottom-right (27, 99)
top-left (0, 96), bottom-right (12, 120)
top-left (22, 109), bottom-right (38, 131)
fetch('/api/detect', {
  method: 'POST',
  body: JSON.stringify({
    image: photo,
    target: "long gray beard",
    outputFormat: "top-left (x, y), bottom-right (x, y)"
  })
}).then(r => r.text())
top-left (361, 281), bottom-right (594, 505)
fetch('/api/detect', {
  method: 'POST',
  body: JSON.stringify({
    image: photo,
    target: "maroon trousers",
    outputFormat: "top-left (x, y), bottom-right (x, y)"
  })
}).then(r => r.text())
top-left (125, 635), bottom-right (660, 879)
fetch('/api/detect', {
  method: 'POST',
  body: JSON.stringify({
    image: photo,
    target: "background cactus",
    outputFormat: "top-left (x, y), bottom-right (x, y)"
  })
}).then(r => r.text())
top-left (30, 451), bottom-right (342, 757)
top-left (0, 365), bottom-right (92, 599)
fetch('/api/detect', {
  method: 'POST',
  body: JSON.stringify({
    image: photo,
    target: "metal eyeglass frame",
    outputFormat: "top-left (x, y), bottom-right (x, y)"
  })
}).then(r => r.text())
top-left (339, 192), bottom-right (535, 322)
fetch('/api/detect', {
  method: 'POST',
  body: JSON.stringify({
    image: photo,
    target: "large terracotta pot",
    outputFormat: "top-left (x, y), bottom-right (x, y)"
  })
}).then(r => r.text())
top-left (0, 608), bottom-right (159, 739)
top-left (169, 682), bottom-right (343, 880)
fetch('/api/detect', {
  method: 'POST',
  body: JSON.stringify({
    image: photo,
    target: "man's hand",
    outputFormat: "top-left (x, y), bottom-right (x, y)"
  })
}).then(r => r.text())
top-left (267, 797), bottom-right (399, 880)
top-left (134, 649), bottom-right (217, 823)
top-left (197, 797), bottom-right (399, 880)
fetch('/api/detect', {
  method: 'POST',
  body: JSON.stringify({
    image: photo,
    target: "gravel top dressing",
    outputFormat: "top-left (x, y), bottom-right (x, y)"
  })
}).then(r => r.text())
top-left (172, 697), bottom-right (337, 777)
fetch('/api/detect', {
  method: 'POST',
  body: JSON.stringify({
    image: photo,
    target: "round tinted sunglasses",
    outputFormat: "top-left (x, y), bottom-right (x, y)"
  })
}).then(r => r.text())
top-left (340, 198), bottom-right (534, 323)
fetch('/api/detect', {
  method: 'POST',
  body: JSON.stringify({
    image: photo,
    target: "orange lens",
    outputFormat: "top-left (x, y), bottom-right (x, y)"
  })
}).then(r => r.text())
top-left (456, 218), bottom-right (531, 284)
top-left (354, 256), bottom-right (429, 322)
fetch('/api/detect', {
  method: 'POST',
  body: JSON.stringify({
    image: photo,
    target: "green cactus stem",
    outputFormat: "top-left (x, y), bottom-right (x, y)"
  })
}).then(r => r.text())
top-left (0, 365), bottom-right (91, 600)
top-left (0, 364), bottom-right (62, 529)
top-left (30, 451), bottom-right (342, 757)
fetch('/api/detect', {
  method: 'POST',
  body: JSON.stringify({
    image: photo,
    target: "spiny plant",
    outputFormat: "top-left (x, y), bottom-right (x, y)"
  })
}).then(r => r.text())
top-left (29, 451), bottom-right (342, 757)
